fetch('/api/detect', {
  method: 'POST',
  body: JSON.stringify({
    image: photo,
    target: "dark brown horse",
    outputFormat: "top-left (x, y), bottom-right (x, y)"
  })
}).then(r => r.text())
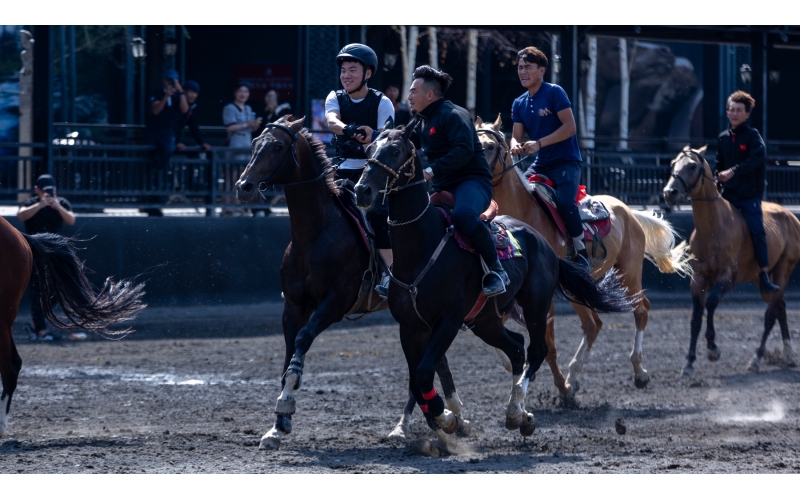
top-left (0, 217), bottom-right (145, 436)
top-left (663, 146), bottom-right (800, 374)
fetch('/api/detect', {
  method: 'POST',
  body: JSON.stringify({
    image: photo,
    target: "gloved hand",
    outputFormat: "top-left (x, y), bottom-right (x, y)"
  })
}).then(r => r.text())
top-left (342, 123), bottom-right (361, 139)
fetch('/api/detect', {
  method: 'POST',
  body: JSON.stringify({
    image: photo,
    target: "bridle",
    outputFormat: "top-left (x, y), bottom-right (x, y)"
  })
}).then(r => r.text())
top-left (255, 123), bottom-right (319, 201)
top-left (476, 128), bottom-right (530, 186)
top-left (669, 149), bottom-right (721, 202)
top-left (365, 141), bottom-right (430, 226)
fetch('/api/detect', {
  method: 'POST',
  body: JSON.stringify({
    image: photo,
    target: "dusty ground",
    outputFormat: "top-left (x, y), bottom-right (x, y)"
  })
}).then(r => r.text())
top-left (2, 300), bottom-right (800, 473)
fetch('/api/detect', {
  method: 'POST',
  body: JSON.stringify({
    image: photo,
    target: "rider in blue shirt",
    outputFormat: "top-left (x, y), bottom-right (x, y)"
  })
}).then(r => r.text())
top-left (510, 46), bottom-right (589, 269)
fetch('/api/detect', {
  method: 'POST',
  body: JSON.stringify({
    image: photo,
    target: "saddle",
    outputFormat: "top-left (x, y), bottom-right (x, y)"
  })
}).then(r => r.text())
top-left (430, 192), bottom-right (512, 253)
top-left (333, 179), bottom-right (371, 252)
top-left (526, 174), bottom-right (612, 245)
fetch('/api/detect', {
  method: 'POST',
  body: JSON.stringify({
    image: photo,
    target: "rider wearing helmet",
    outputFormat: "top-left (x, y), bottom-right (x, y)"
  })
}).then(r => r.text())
top-left (325, 43), bottom-right (395, 297)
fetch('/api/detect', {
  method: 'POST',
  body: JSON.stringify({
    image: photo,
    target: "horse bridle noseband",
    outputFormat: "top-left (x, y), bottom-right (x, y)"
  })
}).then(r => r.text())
top-left (476, 128), bottom-right (530, 186)
top-left (670, 149), bottom-right (721, 202)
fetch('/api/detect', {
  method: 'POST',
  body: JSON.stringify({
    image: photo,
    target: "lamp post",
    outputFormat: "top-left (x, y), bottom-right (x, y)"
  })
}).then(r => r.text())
top-left (130, 36), bottom-right (146, 125)
top-left (164, 36), bottom-right (177, 72)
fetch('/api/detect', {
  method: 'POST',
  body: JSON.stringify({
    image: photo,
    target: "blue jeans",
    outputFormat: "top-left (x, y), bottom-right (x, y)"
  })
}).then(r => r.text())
top-left (526, 161), bottom-right (583, 238)
top-left (450, 179), bottom-right (497, 266)
top-left (731, 197), bottom-right (769, 268)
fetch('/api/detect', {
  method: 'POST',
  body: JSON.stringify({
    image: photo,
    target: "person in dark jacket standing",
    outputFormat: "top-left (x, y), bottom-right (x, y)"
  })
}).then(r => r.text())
top-left (716, 90), bottom-right (779, 294)
top-left (408, 65), bottom-right (509, 296)
top-left (17, 174), bottom-right (76, 340)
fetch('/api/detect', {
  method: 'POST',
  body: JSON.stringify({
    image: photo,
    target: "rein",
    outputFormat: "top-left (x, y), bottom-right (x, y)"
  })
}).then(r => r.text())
top-left (671, 150), bottom-right (721, 203)
top-left (476, 128), bottom-right (530, 186)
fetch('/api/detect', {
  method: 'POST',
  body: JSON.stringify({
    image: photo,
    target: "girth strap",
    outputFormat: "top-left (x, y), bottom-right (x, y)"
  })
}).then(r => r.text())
top-left (389, 224), bottom-right (455, 330)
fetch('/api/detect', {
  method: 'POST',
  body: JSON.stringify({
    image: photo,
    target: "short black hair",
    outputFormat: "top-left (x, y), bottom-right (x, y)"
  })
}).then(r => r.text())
top-left (235, 80), bottom-right (252, 91)
top-left (517, 47), bottom-right (548, 69)
top-left (412, 65), bottom-right (453, 97)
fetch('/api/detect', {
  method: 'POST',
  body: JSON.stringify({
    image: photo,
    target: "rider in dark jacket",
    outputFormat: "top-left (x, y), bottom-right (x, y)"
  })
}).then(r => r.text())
top-left (715, 90), bottom-right (779, 294)
top-left (409, 65), bottom-right (509, 297)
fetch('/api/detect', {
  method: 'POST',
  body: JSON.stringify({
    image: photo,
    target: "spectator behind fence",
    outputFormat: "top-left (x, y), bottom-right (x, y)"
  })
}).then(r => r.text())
top-left (385, 83), bottom-right (411, 126)
top-left (145, 69), bottom-right (189, 216)
top-left (221, 81), bottom-right (258, 215)
top-left (172, 80), bottom-right (211, 203)
top-left (17, 174), bottom-right (76, 341)
top-left (255, 89), bottom-right (292, 137)
top-left (175, 80), bottom-right (211, 154)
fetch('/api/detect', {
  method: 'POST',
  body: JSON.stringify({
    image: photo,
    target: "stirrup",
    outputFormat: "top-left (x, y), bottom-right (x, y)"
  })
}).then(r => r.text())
top-left (375, 272), bottom-right (390, 299)
top-left (482, 271), bottom-right (508, 297)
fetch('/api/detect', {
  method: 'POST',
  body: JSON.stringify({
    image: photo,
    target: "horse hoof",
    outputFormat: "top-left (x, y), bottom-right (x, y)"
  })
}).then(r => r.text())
top-left (388, 424), bottom-right (408, 441)
top-left (681, 363), bottom-right (694, 377)
top-left (747, 357), bottom-right (761, 373)
top-left (519, 413), bottom-right (535, 437)
top-left (455, 417), bottom-right (471, 437)
top-left (784, 360), bottom-right (798, 369)
top-left (707, 346), bottom-right (722, 362)
top-left (435, 410), bottom-right (458, 435)
top-left (259, 434), bottom-right (281, 451)
top-left (505, 413), bottom-right (522, 431)
top-left (634, 376), bottom-right (650, 389)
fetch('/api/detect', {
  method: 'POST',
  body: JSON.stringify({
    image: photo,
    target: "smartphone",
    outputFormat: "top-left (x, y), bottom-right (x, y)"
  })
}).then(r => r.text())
top-left (44, 187), bottom-right (54, 197)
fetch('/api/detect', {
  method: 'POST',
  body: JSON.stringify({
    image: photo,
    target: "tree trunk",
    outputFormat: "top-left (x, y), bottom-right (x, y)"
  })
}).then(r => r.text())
top-left (400, 26), bottom-right (419, 105)
top-left (582, 36), bottom-right (597, 149)
top-left (619, 37), bottom-right (629, 150)
top-left (18, 30), bottom-right (34, 202)
top-left (428, 27), bottom-right (438, 69)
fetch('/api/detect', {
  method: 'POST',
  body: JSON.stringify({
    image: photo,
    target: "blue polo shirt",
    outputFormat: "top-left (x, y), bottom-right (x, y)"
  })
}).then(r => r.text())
top-left (511, 82), bottom-right (581, 170)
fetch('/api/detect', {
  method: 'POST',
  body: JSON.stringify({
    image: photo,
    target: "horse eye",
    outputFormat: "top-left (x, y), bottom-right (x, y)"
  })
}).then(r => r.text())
top-left (274, 143), bottom-right (283, 152)
top-left (392, 149), bottom-right (400, 156)
top-left (689, 163), bottom-right (696, 170)
top-left (487, 144), bottom-right (495, 150)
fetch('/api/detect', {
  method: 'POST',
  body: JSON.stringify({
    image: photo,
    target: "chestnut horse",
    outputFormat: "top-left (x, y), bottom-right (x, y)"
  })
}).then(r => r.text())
top-left (663, 146), bottom-right (800, 374)
top-left (0, 217), bottom-right (146, 436)
top-left (475, 115), bottom-right (691, 398)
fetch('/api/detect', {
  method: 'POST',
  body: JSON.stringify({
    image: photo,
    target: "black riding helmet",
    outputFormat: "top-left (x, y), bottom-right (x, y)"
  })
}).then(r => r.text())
top-left (336, 43), bottom-right (378, 94)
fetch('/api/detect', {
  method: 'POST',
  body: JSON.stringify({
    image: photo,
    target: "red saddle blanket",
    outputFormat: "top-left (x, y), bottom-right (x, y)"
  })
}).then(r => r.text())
top-left (527, 175), bottom-right (612, 242)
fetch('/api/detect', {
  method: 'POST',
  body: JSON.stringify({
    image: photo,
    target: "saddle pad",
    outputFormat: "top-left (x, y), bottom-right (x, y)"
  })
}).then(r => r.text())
top-left (334, 189), bottom-right (371, 252)
top-left (527, 181), bottom-right (612, 242)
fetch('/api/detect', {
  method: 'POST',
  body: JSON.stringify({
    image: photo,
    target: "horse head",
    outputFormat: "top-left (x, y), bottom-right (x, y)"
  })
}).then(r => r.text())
top-left (235, 115), bottom-right (305, 203)
top-left (475, 113), bottom-right (509, 180)
top-left (355, 117), bottom-right (418, 211)
top-left (662, 145), bottom-right (709, 206)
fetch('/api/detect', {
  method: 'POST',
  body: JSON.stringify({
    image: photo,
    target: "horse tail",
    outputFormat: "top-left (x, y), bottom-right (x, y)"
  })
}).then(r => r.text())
top-left (23, 232), bottom-right (146, 337)
top-left (630, 209), bottom-right (693, 277)
top-left (556, 260), bottom-right (633, 314)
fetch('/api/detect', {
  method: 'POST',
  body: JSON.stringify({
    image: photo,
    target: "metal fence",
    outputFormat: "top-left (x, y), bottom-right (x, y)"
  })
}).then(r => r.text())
top-left (2, 133), bottom-right (799, 212)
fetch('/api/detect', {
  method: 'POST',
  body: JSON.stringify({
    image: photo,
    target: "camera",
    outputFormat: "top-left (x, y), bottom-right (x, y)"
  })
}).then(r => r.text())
top-left (43, 187), bottom-right (54, 197)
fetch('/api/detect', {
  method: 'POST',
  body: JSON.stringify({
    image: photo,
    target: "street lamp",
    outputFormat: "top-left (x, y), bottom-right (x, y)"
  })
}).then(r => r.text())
top-left (130, 37), bottom-right (146, 59)
top-left (164, 37), bottom-right (177, 58)
top-left (739, 63), bottom-right (752, 85)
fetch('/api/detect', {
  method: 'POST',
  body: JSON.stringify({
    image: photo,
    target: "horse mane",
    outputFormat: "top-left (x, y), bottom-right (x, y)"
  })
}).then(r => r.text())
top-left (299, 127), bottom-right (340, 196)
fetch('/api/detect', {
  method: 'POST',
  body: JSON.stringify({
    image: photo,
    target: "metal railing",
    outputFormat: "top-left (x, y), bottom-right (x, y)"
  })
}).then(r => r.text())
top-left (2, 133), bottom-right (799, 212)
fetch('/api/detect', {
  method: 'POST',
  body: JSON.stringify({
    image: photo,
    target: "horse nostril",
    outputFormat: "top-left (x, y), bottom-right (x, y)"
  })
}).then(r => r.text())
top-left (239, 182), bottom-right (253, 193)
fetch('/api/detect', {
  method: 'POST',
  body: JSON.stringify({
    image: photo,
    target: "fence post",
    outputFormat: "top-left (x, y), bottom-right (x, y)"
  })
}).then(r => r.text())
top-left (208, 151), bottom-right (217, 217)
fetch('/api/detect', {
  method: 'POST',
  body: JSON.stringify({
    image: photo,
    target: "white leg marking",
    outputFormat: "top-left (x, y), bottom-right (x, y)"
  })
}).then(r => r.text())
top-left (388, 412), bottom-right (412, 440)
top-left (445, 391), bottom-right (464, 416)
top-left (747, 354), bottom-right (761, 373)
top-left (495, 348), bottom-right (513, 373)
top-left (630, 330), bottom-right (646, 376)
top-left (0, 395), bottom-right (8, 437)
top-left (260, 426), bottom-right (284, 450)
top-left (566, 335), bottom-right (591, 388)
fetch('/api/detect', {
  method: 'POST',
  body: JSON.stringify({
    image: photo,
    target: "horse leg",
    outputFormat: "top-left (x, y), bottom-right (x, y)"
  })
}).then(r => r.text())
top-left (415, 315), bottom-right (464, 435)
top-left (541, 304), bottom-right (570, 397)
top-left (0, 328), bottom-right (22, 437)
top-left (770, 261), bottom-right (796, 368)
top-left (260, 299), bottom-right (310, 451)
top-left (683, 279), bottom-right (707, 376)
top-left (388, 391), bottom-right (418, 440)
top-left (748, 297), bottom-right (781, 373)
top-left (471, 314), bottom-right (527, 433)
top-left (631, 294), bottom-right (651, 388)
top-left (704, 283), bottom-right (726, 362)
top-left (513, 293), bottom-right (551, 437)
top-left (565, 305), bottom-right (602, 397)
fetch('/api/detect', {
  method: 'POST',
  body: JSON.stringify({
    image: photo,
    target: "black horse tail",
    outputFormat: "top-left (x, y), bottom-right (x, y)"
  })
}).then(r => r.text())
top-left (23, 232), bottom-right (146, 337)
top-left (556, 258), bottom-right (633, 314)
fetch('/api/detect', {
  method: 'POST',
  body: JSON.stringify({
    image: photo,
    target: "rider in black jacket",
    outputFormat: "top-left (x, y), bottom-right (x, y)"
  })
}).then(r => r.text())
top-left (715, 90), bottom-right (779, 294)
top-left (409, 65), bottom-right (509, 297)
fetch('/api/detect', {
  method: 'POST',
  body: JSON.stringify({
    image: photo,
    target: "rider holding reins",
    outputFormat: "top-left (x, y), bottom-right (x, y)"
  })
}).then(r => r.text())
top-left (509, 47), bottom-right (590, 269)
top-left (325, 43), bottom-right (395, 297)
top-left (716, 90), bottom-right (780, 294)
top-left (408, 65), bottom-right (510, 297)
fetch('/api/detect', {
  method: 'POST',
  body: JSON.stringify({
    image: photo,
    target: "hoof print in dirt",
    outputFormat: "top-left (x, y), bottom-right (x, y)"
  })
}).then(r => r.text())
top-left (614, 418), bottom-right (627, 435)
top-left (409, 439), bottom-right (439, 457)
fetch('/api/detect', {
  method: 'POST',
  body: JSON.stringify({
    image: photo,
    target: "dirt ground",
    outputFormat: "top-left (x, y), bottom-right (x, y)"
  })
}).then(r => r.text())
top-left (2, 300), bottom-right (799, 473)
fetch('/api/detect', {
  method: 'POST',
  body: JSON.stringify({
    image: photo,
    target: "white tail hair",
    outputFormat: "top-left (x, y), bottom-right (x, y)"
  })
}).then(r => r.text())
top-left (630, 210), bottom-right (693, 277)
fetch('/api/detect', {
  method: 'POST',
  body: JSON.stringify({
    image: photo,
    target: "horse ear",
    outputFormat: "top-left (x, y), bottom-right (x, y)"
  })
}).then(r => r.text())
top-left (288, 116), bottom-right (305, 133)
top-left (493, 113), bottom-right (502, 131)
top-left (384, 115), bottom-right (395, 130)
top-left (475, 116), bottom-right (484, 127)
top-left (696, 145), bottom-right (708, 157)
top-left (682, 144), bottom-right (691, 151)
top-left (402, 116), bottom-right (417, 142)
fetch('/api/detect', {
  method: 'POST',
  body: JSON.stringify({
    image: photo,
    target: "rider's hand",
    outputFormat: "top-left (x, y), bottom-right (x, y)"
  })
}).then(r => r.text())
top-left (176, 143), bottom-right (186, 152)
top-left (718, 169), bottom-right (735, 183)
top-left (523, 141), bottom-right (541, 154)
top-left (355, 126), bottom-right (373, 144)
top-left (342, 123), bottom-right (360, 139)
top-left (510, 144), bottom-right (525, 156)
top-left (202, 143), bottom-right (211, 151)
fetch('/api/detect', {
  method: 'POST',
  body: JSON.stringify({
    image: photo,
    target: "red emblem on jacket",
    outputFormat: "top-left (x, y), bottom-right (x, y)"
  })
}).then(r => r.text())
top-left (429, 126), bottom-right (436, 135)
top-left (740, 144), bottom-right (747, 151)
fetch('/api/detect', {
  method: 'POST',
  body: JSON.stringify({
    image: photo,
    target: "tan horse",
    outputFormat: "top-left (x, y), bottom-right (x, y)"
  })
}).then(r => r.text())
top-left (476, 115), bottom-right (691, 398)
top-left (663, 146), bottom-right (800, 374)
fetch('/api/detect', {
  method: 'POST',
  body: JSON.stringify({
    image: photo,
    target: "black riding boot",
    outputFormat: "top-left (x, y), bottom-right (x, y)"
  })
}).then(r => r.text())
top-left (759, 271), bottom-right (780, 294)
top-left (464, 224), bottom-right (510, 297)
